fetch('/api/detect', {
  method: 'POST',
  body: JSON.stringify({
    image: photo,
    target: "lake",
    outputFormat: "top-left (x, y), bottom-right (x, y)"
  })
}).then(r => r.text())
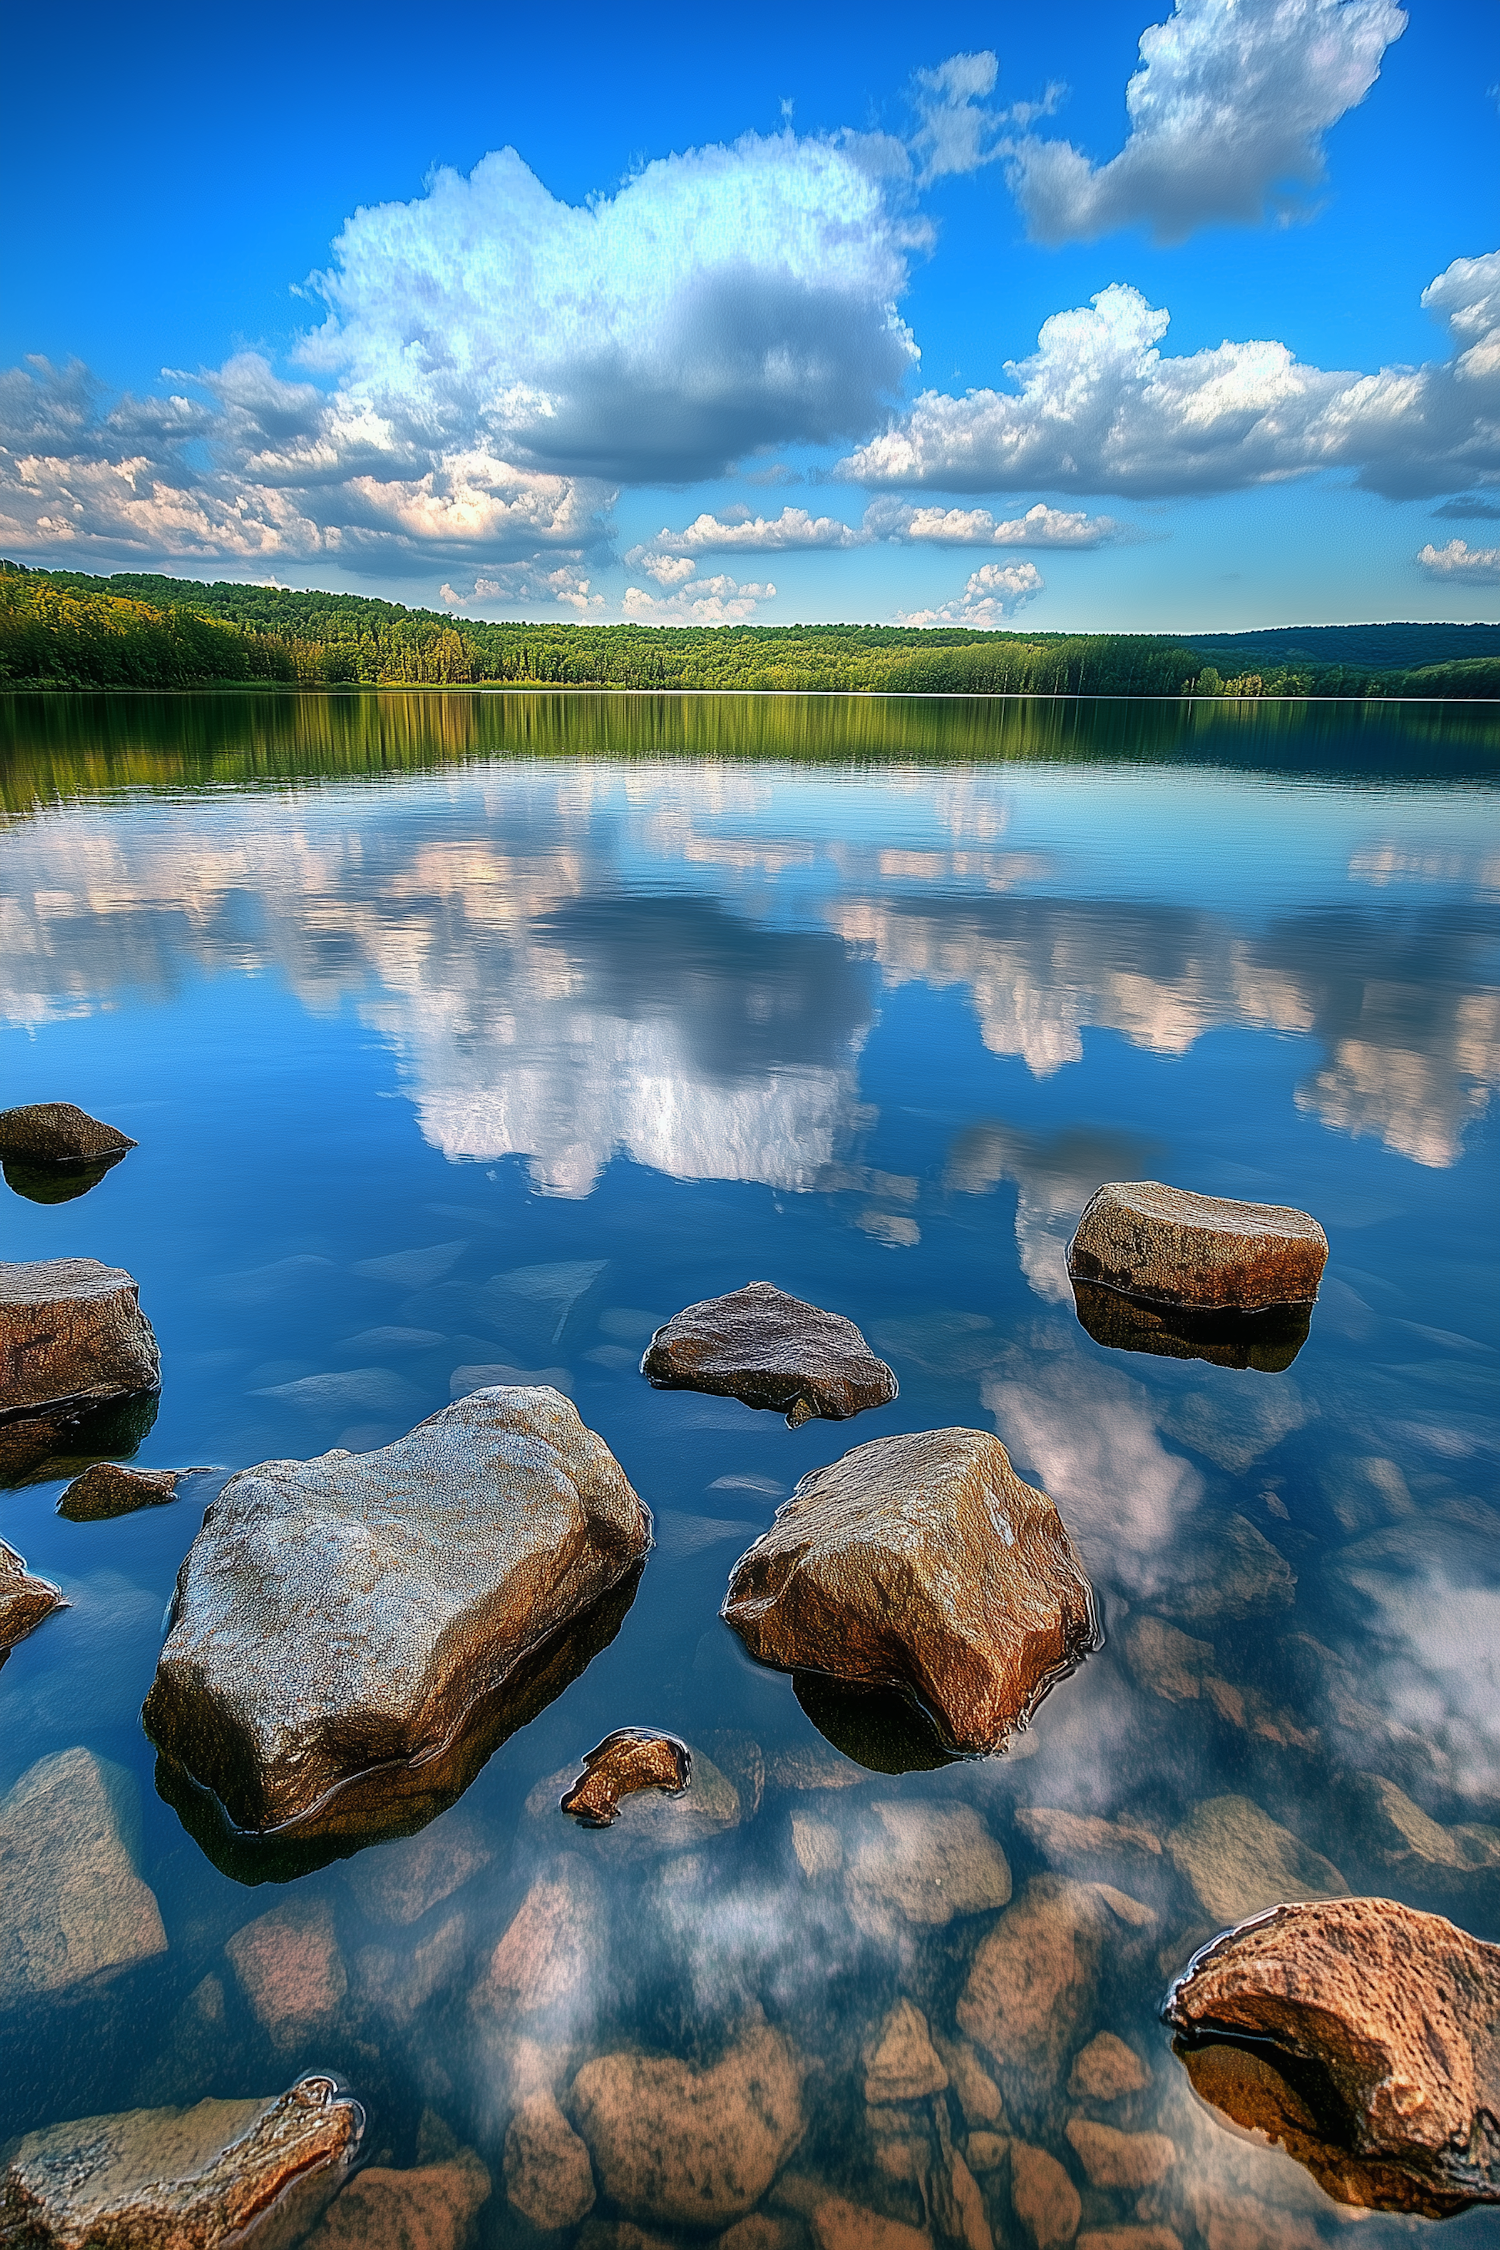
top-left (1, 687), bottom-right (1498, 2247)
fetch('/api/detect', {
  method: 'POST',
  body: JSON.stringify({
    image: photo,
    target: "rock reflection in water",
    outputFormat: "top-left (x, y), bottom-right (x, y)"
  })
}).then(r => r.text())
top-left (1, 1149), bottom-right (130, 1204)
top-left (793, 1674), bottom-right (962, 1775)
top-left (0, 1386), bottom-right (160, 1490)
top-left (1071, 1279), bottom-right (1314, 1371)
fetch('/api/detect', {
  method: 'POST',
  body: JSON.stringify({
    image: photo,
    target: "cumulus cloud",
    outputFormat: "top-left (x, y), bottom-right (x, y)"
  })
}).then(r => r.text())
top-left (1416, 537), bottom-right (1500, 584)
top-left (840, 252), bottom-right (1500, 500)
top-left (620, 565), bottom-right (776, 623)
top-left (441, 564), bottom-right (605, 613)
top-left (1008, 0), bottom-right (1406, 244)
top-left (911, 51), bottom-right (1064, 184)
top-left (626, 507), bottom-right (867, 562)
top-left (898, 560), bottom-right (1044, 626)
top-left (864, 498), bottom-right (1117, 546)
top-left (625, 498), bottom-right (1116, 568)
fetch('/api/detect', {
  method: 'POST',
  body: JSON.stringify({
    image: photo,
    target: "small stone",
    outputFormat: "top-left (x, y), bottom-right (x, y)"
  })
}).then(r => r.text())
top-left (532, 1745), bottom-right (739, 1857)
top-left (1165, 1796), bottom-right (1347, 1928)
top-left (958, 1878), bottom-right (1104, 2106)
top-left (0, 1101), bottom-right (135, 1163)
top-left (1078, 2233), bottom-right (1182, 2250)
top-left (724, 1429), bottom-right (1098, 1755)
top-left (766, 1746), bottom-right (865, 1790)
top-left (718, 2219), bottom-right (796, 2250)
top-left (704, 1729), bottom-right (766, 1819)
top-left (56, 1461), bottom-right (188, 1520)
top-left (472, 1857), bottom-right (601, 2020)
top-left (864, 1999), bottom-right (949, 2103)
top-left (641, 1281), bottom-right (898, 1427)
top-left (354, 1912), bottom-right (465, 2026)
top-left (1166, 1516), bottom-right (1295, 1624)
top-left (847, 1801), bottom-right (1012, 1932)
top-left (0, 1257), bottom-right (160, 1416)
top-left (935, 2036), bottom-right (1005, 2127)
top-left (346, 1812), bottom-right (491, 1925)
top-left (1066, 1183), bottom-right (1327, 1311)
top-left (0, 2076), bottom-right (362, 2247)
top-left (874, 2137), bottom-right (926, 2181)
top-left (1089, 1884), bottom-right (1156, 1930)
top-left (1122, 1619), bottom-right (1214, 1704)
top-left (570, 2023), bottom-right (804, 2226)
top-left (1063, 2121), bottom-right (1175, 2188)
top-left (225, 1896), bottom-right (347, 2049)
top-left (1010, 2142), bottom-right (1081, 2249)
top-left (562, 1730), bottom-right (691, 1827)
top-left (966, 2132), bottom-right (1007, 2171)
top-left (1342, 1770), bottom-right (1500, 1877)
top-left (1164, 1894), bottom-right (1500, 2217)
top-left (0, 1746), bottom-right (166, 2003)
top-left (1017, 1809), bottom-right (1162, 1864)
top-left (1069, 2034), bottom-right (1150, 2102)
top-left (0, 1536), bottom-right (65, 1649)
top-left (806, 2195), bottom-right (931, 2250)
top-left (505, 2090), bottom-right (596, 2228)
top-left (949, 2150), bottom-right (995, 2250)
top-left (308, 2150), bottom-right (491, 2248)
top-left (791, 1814), bottom-right (843, 1878)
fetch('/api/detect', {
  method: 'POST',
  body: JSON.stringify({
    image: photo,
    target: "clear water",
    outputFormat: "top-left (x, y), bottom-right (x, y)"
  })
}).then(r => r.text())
top-left (1, 688), bottom-right (1497, 2246)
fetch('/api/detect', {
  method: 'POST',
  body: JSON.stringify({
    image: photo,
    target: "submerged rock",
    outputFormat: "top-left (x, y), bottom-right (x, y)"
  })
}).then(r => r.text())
top-left (1009, 2142), bottom-right (1081, 2250)
top-left (863, 2000), bottom-right (948, 2104)
top-left (0, 2075), bottom-right (363, 2247)
top-left (0, 1101), bottom-right (136, 1165)
top-left (1067, 1182), bottom-right (1327, 1313)
top-left (472, 1856), bottom-right (603, 2024)
top-left (226, 1897), bottom-right (348, 2051)
top-left (504, 2092), bottom-right (595, 2229)
top-left (570, 2024), bottom-right (804, 2226)
top-left (562, 1730), bottom-right (691, 1827)
top-left (1164, 1895), bottom-right (1500, 2216)
top-left (142, 1387), bottom-right (651, 1838)
top-left (1064, 2119), bottom-right (1175, 2187)
top-left (0, 1257), bottom-right (160, 1418)
top-left (846, 1800), bottom-right (1011, 1934)
top-left (641, 1282), bottom-right (897, 1428)
top-left (957, 1877), bottom-right (1105, 2108)
top-left (1166, 1796), bottom-right (1347, 1928)
top-left (723, 1427), bottom-right (1098, 1755)
top-left (0, 1746), bottom-right (166, 2005)
top-left (533, 1743), bottom-right (739, 1857)
top-left (310, 2150), bottom-right (489, 2248)
top-left (1069, 2032), bottom-right (1150, 2102)
top-left (57, 1460), bottom-right (196, 1520)
top-left (0, 1536), bottom-right (65, 1651)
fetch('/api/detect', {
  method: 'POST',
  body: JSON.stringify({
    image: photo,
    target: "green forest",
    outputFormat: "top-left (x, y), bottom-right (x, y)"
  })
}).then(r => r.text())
top-left (2, 559), bottom-right (1496, 700)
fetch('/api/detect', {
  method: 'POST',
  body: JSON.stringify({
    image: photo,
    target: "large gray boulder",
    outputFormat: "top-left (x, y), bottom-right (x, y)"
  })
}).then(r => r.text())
top-left (0, 1258), bottom-right (160, 1418)
top-left (722, 1427), bottom-right (1098, 1754)
top-left (142, 1387), bottom-right (652, 1836)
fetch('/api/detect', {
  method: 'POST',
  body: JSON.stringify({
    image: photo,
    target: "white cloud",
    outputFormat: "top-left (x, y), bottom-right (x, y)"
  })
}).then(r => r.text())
top-left (624, 498), bottom-right (1116, 571)
top-left (1416, 537), bottom-right (1500, 584)
top-left (840, 253), bottom-right (1500, 500)
top-left (898, 560), bottom-right (1044, 627)
top-left (441, 563), bottom-right (605, 614)
top-left (626, 507), bottom-right (867, 562)
top-left (911, 51), bottom-right (1065, 185)
top-left (865, 498), bottom-right (1117, 546)
top-left (1008, 0), bottom-right (1407, 244)
top-left (620, 565), bottom-right (776, 623)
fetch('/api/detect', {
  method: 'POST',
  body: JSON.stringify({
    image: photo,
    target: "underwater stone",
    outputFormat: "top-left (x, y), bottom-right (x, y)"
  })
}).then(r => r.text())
top-left (0, 1746), bottom-right (166, 2005)
top-left (845, 1801), bottom-right (1012, 1935)
top-left (0, 1101), bottom-right (135, 1164)
top-left (1164, 1895), bottom-right (1500, 2217)
top-left (472, 1856), bottom-right (603, 2023)
top-left (0, 2077), bottom-right (363, 2248)
top-left (863, 1999), bottom-right (948, 2104)
top-left (0, 1536), bottom-right (65, 1651)
top-left (958, 1877), bottom-right (1105, 2108)
top-left (723, 1427), bottom-right (1098, 1755)
top-left (504, 2092), bottom-right (596, 2229)
top-left (1067, 1182), bottom-right (1327, 1312)
top-left (142, 1387), bottom-right (651, 1835)
top-left (1009, 2142), bottom-right (1081, 2250)
top-left (0, 1257), bottom-right (160, 1418)
top-left (1166, 1795), bottom-right (1348, 1928)
top-left (1068, 2033), bottom-right (1151, 2102)
top-left (309, 2151), bottom-right (490, 2248)
top-left (641, 1281), bottom-right (897, 1428)
top-left (570, 2024), bottom-right (804, 2227)
top-left (1063, 2119), bottom-right (1175, 2187)
top-left (561, 1729), bottom-right (691, 1827)
top-left (225, 1897), bottom-right (348, 2051)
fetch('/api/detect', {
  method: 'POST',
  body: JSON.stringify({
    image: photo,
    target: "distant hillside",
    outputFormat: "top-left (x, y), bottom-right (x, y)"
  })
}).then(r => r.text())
top-left (2, 562), bottom-right (1496, 700)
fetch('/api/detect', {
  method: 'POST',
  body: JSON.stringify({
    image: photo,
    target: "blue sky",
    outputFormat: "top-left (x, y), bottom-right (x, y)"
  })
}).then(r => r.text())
top-left (3, 0), bottom-right (1496, 629)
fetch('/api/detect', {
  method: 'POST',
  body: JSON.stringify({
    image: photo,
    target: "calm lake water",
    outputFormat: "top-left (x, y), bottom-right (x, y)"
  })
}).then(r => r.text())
top-left (2, 688), bottom-right (1498, 2247)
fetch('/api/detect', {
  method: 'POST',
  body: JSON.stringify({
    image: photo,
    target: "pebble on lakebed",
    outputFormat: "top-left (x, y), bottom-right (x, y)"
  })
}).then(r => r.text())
top-left (722, 1426), bottom-right (1099, 1755)
top-left (0, 1258), bottom-right (160, 1418)
top-left (1067, 1181), bottom-right (1328, 1312)
top-left (142, 1385), bottom-right (651, 1838)
top-left (641, 1281), bottom-right (898, 1428)
top-left (561, 1729), bottom-right (691, 1827)
top-left (0, 2076), bottom-right (363, 2248)
top-left (1164, 1894), bottom-right (1500, 2217)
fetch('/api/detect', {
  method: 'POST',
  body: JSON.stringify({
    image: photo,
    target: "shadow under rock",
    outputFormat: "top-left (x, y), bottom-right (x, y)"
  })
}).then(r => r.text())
top-left (152, 1561), bottom-right (645, 1886)
top-left (793, 1673), bottom-right (963, 1776)
top-left (0, 1389), bottom-right (161, 1490)
top-left (1071, 1279), bottom-right (1313, 1372)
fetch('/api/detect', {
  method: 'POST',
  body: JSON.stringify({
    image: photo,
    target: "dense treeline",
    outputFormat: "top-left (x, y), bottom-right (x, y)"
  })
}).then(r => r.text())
top-left (2, 561), bottom-right (1497, 700)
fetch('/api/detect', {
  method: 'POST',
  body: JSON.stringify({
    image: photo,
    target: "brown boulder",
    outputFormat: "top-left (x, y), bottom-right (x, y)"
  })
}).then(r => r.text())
top-left (723, 1428), bottom-right (1098, 1755)
top-left (570, 2023), bottom-right (804, 2226)
top-left (226, 1897), bottom-right (348, 2050)
top-left (1063, 2119), bottom-right (1174, 2187)
top-left (641, 1282), bottom-right (897, 1428)
top-left (57, 1461), bottom-right (192, 1520)
top-left (1069, 2034), bottom-right (1150, 2102)
top-left (142, 1387), bottom-right (650, 1836)
top-left (504, 2091), bottom-right (595, 2228)
top-left (562, 1729), bottom-right (691, 1827)
top-left (1010, 2143), bottom-right (1080, 2249)
top-left (0, 2075), bottom-right (362, 2247)
top-left (1166, 1796), bottom-right (1347, 1928)
top-left (1067, 1183), bottom-right (1327, 1312)
top-left (863, 1999), bottom-right (948, 2104)
top-left (0, 1258), bottom-right (160, 1417)
top-left (0, 1746), bottom-right (167, 2004)
top-left (1164, 1895), bottom-right (1500, 2216)
top-left (0, 1535), bottom-right (65, 1650)
top-left (0, 1101), bottom-right (135, 1164)
top-left (957, 1878), bottom-right (1103, 2107)
top-left (308, 2150), bottom-right (490, 2248)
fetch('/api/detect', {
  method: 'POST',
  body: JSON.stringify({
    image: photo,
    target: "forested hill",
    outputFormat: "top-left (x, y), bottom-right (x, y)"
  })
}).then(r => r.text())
top-left (1, 561), bottom-right (1496, 700)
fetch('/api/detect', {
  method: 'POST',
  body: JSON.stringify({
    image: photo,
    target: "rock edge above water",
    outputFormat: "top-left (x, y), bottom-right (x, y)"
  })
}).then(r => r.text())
top-left (722, 1426), bottom-right (1099, 1755)
top-left (0, 1102), bottom-right (136, 1164)
top-left (1068, 1181), bottom-right (1327, 1313)
top-left (143, 1386), bottom-right (652, 1836)
top-left (0, 1258), bottom-right (161, 1420)
top-left (1164, 1894), bottom-right (1500, 2216)
top-left (0, 1537), bottom-right (66, 1651)
top-left (641, 1282), bottom-right (898, 1428)
top-left (561, 1729), bottom-right (691, 1827)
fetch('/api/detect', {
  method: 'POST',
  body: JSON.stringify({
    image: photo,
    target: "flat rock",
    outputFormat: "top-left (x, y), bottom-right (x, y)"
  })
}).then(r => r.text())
top-left (1341, 1771), bottom-right (1500, 1883)
top-left (1068, 2033), bottom-right (1150, 2101)
top-left (225, 1897), bottom-right (348, 2050)
top-left (723, 1428), bottom-right (1099, 1755)
top-left (1009, 2142), bottom-right (1081, 2249)
top-left (803, 2196), bottom-right (930, 2250)
top-left (142, 1387), bottom-right (651, 1834)
top-left (308, 2151), bottom-right (490, 2248)
top-left (345, 1811), bottom-right (491, 1926)
top-left (0, 1101), bottom-right (135, 1164)
top-left (0, 2075), bottom-right (362, 2248)
top-left (1166, 1796), bottom-right (1348, 1929)
top-left (505, 2091), bottom-right (596, 2228)
top-left (562, 1730), bottom-right (691, 1827)
top-left (0, 1258), bottom-right (160, 1418)
top-left (0, 1746), bottom-right (166, 2005)
top-left (56, 1461), bottom-right (191, 1520)
top-left (641, 1282), bottom-right (898, 1428)
top-left (864, 1999), bottom-right (948, 2103)
top-left (846, 1801), bottom-right (1011, 1933)
top-left (1067, 1182), bottom-right (1327, 1312)
top-left (791, 1814), bottom-right (843, 1879)
top-left (1018, 1809), bottom-right (1161, 1867)
top-left (957, 1877), bottom-right (1104, 2108)
top-left (0, 1536), bottom-right (65, 1650)
top-left (472, 1856), bottom-right (602, 2022)
top-left (1164, 1895), bottom-right (1500, 2216)
top-left (570, 2023), bottom-right (804, 2226)
top-left (1063, 2119), bottom-right (1175, 2187)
